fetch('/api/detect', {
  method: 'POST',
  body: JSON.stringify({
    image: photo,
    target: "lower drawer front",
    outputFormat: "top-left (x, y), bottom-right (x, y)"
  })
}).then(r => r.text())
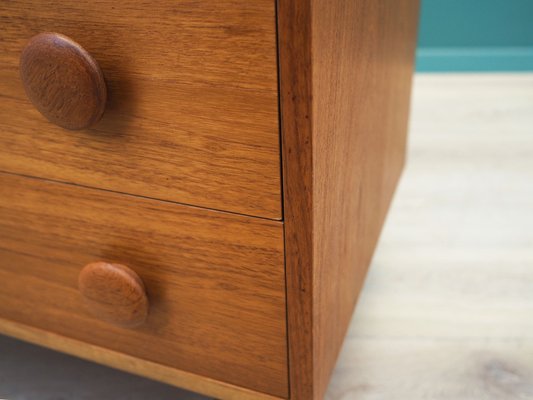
top-left (0, 173), bottom-right (288, 398)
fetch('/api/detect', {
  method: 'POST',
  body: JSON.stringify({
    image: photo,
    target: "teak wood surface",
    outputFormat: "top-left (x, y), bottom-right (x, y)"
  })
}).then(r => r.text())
top-left (0, 0), bottom-right (420, 398)
top-left (0, 172), bottom-right (288, 398)
top-left (278, 0), bottom-right (420, 398)
top-left (0, 1), bottom-right (282, 219)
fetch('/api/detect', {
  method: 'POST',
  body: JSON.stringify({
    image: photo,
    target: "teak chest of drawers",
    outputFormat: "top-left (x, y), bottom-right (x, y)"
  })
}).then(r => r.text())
top-left (0, 1), bottom-right (419, 399)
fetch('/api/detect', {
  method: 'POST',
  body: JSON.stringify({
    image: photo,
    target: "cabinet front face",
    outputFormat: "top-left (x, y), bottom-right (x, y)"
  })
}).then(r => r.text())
top-left (0, 173), bottom-right (288, 398)
top-left (0, 1), bottom-right (282, 219)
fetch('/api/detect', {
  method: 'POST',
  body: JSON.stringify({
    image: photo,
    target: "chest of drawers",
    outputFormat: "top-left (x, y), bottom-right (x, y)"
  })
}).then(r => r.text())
top-left (0, 1), bottom-right (419, 399)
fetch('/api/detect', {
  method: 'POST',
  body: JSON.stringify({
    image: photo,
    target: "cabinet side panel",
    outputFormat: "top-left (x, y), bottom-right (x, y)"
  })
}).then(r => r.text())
top-left (312, 0), bottom-right (419, 398)
top-left (279, 0), bottom-right (419, 398)
top-left (277, 0), bottom-right (315, 399)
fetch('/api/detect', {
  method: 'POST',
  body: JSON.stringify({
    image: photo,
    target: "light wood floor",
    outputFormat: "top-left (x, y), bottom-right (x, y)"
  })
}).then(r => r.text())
top-left (326, 73), bottom-right (533, 400)
top-left (1, 74), bottom-right (532, 399)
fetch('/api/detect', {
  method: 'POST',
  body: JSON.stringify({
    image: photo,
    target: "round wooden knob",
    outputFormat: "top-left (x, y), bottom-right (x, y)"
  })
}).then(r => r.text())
top-left (19, 32), bottom-right (107, 130)
top-left (79, 262), bottom-right (149, 328)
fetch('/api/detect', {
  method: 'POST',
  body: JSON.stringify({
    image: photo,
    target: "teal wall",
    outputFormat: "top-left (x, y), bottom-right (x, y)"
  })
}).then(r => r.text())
top-left (417, 0), bottom-right (533, 71)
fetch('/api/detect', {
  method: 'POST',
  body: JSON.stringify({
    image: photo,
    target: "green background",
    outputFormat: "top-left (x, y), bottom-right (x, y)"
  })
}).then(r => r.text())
top-left (417, 0), bottom-right (533, 71)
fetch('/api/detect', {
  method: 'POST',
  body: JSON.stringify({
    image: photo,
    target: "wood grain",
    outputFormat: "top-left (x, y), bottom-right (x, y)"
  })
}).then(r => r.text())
top-left (0, 318), bottom-right (283, 400)
top-left (79, 262), bottom-right (149, 328)
top-left (0, 1), bottom-right (281, 219)
top-left (276, 1), bottom-right (314, 399)
top-left (278, 0), bottom-right (420, 398)
top-left (0, 172), bottom-right (288, 398)
top-left (19, 32), bottom-right (107, 130)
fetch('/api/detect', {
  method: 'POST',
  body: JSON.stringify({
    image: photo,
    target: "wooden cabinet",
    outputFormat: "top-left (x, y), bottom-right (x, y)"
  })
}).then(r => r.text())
top-left (0, 0), bottom-right (419, 399)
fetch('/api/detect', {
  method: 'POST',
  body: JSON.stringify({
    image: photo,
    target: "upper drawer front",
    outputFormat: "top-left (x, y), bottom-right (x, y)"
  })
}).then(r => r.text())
top-left (0, 173), bottom-right (288, 398)
top-left (0, 1), bottom-right (281, 219)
